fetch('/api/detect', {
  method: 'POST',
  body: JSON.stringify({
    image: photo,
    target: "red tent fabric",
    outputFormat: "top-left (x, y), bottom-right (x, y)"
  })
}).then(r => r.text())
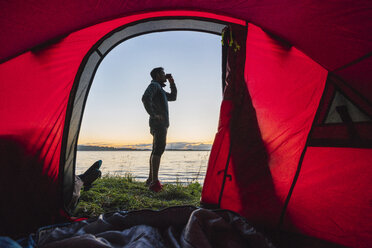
top-left (284, 147), bottom-right (372, 247)
top-left (201, 22), bottom-right (371, 247)
top-left (0, 2), bottom-right (371, 247)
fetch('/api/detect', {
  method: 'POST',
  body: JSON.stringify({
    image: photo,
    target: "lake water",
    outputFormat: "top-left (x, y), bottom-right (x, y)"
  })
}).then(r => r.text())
top-left (76, 151), bottom-right (210, 184)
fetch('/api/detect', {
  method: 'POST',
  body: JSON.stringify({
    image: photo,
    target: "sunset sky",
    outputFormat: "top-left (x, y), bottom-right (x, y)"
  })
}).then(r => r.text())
top-left (78, 31), bottom-right (223, 148)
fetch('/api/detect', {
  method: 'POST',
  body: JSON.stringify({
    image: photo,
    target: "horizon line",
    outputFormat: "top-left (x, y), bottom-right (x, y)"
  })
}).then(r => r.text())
top-left (78, 141), bottom-right (214, 147)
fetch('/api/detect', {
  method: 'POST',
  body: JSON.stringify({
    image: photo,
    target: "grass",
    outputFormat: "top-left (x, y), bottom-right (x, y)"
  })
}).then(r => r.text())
top-left (74, 174), bottom-right (203, 218)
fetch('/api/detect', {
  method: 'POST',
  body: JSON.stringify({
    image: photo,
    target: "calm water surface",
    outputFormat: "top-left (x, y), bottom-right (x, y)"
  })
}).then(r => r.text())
top-left (76, 151), bottom-right (210, 184)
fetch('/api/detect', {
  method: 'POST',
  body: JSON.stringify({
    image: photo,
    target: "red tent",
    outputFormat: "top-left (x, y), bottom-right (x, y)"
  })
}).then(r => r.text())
top-left (0, 1), bottom-right (371, 247)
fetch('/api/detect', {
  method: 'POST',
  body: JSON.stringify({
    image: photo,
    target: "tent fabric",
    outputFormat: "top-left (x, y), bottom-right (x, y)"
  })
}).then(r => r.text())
top-left (1, 1), bottom-right (372, 70)
top-left (243, 24), bottom-right (328, 221)
top-left (283, 147), bottom-right (372, 248)
top-left (221, 24), bottom-right (281, 228)
top-left (202, 22), bottom-right (328, 228)
top-left (0, 2), bottom-right (371, 248)
top-left (336, 56), bottom-right (372, 105)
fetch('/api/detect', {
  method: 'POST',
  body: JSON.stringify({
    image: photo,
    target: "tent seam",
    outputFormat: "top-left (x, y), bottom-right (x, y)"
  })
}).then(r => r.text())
top-left (332, 51), bottom-right (372, 72)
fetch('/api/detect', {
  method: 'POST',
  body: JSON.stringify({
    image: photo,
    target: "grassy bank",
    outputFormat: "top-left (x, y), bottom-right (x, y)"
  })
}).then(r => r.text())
top-left (74, 175), bottom-right (202, 218)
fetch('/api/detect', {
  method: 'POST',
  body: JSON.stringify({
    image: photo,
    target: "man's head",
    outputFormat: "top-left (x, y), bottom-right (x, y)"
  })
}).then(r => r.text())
top-left (151, 67), bottom-right (166, 83)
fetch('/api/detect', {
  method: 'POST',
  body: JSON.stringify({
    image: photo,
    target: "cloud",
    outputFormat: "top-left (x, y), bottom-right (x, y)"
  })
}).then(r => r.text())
top-left (166, 142), bottom-right (211, 150)
top-left (121, 144), bottom-right (152, 150)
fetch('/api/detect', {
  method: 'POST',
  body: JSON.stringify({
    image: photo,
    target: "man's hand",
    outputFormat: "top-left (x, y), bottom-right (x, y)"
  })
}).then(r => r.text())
top-left (167, 75), bottom-right (175, 84)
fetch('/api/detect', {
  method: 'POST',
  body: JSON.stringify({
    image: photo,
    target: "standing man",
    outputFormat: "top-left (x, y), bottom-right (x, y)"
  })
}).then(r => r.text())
top-left (142, 67), bottom-right (177, 192)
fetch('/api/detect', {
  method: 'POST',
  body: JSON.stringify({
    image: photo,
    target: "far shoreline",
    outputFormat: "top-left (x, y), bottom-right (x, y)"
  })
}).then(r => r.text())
top-left (78, 149), bottom-right (211, 152)
top-left (77, 144), bottom-right (211, 152)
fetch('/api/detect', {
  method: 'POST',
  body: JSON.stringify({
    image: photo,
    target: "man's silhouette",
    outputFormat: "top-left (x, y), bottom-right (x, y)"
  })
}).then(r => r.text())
top-left (142, 67), bottom-right (177, 192)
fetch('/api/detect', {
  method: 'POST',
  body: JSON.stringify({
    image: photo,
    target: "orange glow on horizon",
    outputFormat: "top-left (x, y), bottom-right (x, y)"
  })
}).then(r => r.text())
top-left (78, 139), bottom-right (214, 148)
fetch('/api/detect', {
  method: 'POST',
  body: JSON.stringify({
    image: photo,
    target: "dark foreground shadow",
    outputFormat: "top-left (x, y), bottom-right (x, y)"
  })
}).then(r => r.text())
top-left (0, 136), bottom-right (60, 238)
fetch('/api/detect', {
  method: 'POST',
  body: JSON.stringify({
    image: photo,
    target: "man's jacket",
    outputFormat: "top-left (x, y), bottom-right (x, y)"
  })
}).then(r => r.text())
top-left (142, 80), bottom-right (177, 128)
